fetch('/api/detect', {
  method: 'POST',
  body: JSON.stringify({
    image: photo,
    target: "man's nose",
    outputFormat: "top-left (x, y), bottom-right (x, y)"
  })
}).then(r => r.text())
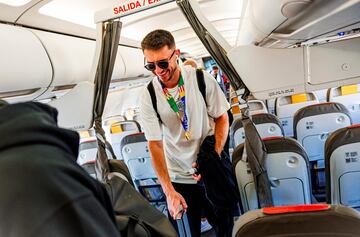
top-left (154, 64), bottom-right (164, 75)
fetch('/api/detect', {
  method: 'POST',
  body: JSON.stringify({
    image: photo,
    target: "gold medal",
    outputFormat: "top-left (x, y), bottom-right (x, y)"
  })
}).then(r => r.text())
top-left (185, 131), bottom-right (191, 140)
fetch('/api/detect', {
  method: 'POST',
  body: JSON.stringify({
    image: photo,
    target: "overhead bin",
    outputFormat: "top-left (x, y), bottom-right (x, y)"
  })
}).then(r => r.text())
top-left (241, 0), bottom-right (360, 48)
top-left (48, 82), bottom-right (95, 131)
top-left (229, 36), bottom-right (360, 99)
top-left (118, 47), bottom-right (150, 78)
top-left (31, 30), bottom-right (97, 86)
top-left (31, 30), bottom-right (148, 87)
top-left (0, 23), bottom-right (52, 94)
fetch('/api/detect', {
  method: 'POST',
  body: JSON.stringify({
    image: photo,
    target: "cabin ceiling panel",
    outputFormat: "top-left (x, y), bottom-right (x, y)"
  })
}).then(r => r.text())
top-left (0, 0), bottom-right (42, 23)
top-left (2, 0), bottom-right (245, 58)
top-left (14, 0), bottom-right (139, 46)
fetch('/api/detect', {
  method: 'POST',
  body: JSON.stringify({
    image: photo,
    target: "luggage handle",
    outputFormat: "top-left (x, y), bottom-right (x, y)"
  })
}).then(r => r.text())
top-left (176, 206), bottom-right (192, 237)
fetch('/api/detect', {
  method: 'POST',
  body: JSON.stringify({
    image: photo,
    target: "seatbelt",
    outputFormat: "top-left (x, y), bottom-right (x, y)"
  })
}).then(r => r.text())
top-left (237, 93), bottom-right (274, 208)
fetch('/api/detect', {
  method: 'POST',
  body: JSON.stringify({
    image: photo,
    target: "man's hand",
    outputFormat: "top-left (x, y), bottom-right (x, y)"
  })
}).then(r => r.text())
top-left (192, 162), bottom-right (202, 182)
top-left (214, 111), bottom-right (229, 158)
top-left (166, 190), bottom-right (188, 219)
top-left (214, 147), bottom-right (222, 157)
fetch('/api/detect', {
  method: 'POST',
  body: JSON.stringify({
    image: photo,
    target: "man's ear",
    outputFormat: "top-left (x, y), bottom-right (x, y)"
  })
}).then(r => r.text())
top-left (175, 49), bottom-right (181, 58)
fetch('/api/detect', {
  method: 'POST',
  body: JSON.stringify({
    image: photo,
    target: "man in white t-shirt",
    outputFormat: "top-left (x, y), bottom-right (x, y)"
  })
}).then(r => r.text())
top-left (140, 29), bottom-right (230, 237)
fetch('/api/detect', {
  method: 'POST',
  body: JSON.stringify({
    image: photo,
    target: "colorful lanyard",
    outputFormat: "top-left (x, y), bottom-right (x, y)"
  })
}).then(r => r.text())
top-left (159, 75), bottom-right (191, 140)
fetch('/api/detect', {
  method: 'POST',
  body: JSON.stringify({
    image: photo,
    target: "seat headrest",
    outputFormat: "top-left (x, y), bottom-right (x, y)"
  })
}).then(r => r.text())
top-left (120, 132), bottom-right (146, 149)
top-left (232, 137), bottom-right (308, 172)
top-left (233, 204), bottom-right (360, 237)
top-left (291, 93), bottom-right (308, 104)
top-left (231, 113), bottom-right (283, 137)
top-left (341, 84), bottom-right (358, 96)
top-left (293, 102), bottom-right (352, 137)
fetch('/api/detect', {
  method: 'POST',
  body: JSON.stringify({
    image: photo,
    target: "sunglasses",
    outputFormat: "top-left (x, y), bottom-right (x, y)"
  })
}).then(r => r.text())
top-left (144, 50), bottom-right (176, 71)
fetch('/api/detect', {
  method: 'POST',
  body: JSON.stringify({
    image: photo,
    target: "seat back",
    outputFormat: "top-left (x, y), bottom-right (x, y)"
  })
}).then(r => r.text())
top-left (233, 204), bottom-right (360, 237)
top-left (121, 132), bottom-right (164, 202)
top-left (276, 92), bottom-right (319, 137)
top-left (328, 84), bottom-right (360, 124)
top-left (294, 102), bottom-right (352, 164)
top-left (121, 133), bottom-right (155, 180)
top-left (81, 159), bottom-right (134, 187)
top-left (294, 102), bottom-right (351, 200)
top-left (110, 120), bottom-right (141, 160)
top-left (230, 113), bottom-right (284, 147)
top-left (325, 124), bottom-right (360, 210)
top-left (77, 139), bottom-right (97, 165)
top-left (232, 137), bottom-right (311, 212)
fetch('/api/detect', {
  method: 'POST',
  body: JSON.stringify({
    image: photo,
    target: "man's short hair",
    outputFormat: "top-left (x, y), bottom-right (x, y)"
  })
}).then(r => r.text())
top-left (212, 65), bottom-right (219, 70)
top-left (141, 29), bottom-right (175, 51)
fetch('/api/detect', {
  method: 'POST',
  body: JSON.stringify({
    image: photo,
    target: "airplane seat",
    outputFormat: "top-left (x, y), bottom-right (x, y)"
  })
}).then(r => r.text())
top-left (81, 160), bottom-right (135, 187)
top-left (247, 99), bottom-right (268, 114)
top-left (275, 92), bottom-right (319, 137)
top-left (325, 124), bottom-right (360, 210)
top-left (121, 132), bottom-right (165, 204)
top-left (265, 98), bottom-right (276, 114)
top-left (230, 99), bottom-right (268, 121)
top-left (109, 120), bottom-right (141, 160)
top-left (230, 113), bottom-right (284, 148)
top-left (293, 102), bottom-right (352, 201)
top-left (232, 136), bottom-right (311, 212)
top-left (327, 84), bottom-right (360, 124)
top-left (77, 139), bottom-right (97, 166)
top-left (232, 204), bottom-right (360, 237)
top-left (79, 139), bottom-right (135, 187)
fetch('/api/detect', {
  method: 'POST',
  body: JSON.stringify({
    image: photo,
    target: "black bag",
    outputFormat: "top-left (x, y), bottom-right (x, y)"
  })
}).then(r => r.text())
top-left (197, 136), bottom-right (239, 209)
top-left (104, 175), bottom-right (178, 237)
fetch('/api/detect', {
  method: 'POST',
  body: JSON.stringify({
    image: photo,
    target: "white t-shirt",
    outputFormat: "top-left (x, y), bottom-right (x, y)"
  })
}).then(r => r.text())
top-left (140, 65), bottom-right (230, 184)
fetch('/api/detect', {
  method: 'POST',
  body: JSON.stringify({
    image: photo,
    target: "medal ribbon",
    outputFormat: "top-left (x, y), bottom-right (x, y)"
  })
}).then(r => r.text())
top-left (159, 75), bottom-right (190, 140)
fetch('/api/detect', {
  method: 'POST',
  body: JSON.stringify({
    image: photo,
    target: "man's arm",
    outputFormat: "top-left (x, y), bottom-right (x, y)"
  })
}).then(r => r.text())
top-left (214, 111), bottom-right (229, 156)
top-left (148, 140), bottom-right (187, 219)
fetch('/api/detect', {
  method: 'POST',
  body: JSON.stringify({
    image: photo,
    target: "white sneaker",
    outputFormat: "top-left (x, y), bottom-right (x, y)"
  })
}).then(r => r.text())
top-left (200, 219), bottom-right (212, 233)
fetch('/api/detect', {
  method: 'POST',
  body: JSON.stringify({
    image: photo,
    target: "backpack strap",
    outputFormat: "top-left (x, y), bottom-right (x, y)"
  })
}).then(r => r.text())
top-left (147, 81), bottom-right (162, 124)
top-left (196, 69), bottom-right (208, 107)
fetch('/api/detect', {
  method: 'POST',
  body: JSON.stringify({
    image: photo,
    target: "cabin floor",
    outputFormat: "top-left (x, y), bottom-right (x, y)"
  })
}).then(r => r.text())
top-left (201, 229), bottom-right (216, 237)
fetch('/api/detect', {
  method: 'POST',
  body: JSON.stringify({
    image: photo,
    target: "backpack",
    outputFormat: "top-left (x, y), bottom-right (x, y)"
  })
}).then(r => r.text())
top-left (104, 175), bottom-right (178, 237)
top-left (147, 69), bottom-right (233, 156)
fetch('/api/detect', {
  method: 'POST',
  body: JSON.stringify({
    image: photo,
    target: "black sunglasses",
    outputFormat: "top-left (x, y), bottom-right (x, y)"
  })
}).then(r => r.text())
top-left (144, 50), bottom-right (176, 71)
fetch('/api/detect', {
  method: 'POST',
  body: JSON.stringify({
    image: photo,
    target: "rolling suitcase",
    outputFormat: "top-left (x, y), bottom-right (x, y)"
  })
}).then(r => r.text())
top-left (176, 210), bottom-right (192, 237)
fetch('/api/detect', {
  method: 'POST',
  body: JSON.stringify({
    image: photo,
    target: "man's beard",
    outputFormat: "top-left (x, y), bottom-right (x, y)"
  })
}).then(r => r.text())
top-left (156, 66), bottom-right (178, 84)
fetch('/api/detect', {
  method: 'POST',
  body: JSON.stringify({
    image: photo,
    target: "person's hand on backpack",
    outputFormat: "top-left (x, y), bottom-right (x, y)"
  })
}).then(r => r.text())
top-left (166, 190), bottom-right (188, 219)
top-left (192, 162), bottom-right (202, 182)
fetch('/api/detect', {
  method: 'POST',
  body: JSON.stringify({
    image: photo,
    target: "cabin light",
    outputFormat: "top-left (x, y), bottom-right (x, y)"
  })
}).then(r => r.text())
top-left (0, 0), bottom-right (32, 7)
top-left (38, 0), bottom-right (96, 29)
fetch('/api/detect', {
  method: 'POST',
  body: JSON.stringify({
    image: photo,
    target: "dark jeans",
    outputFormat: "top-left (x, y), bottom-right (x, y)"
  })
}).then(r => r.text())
top-left (168, 182), bottom-right (234, 237)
